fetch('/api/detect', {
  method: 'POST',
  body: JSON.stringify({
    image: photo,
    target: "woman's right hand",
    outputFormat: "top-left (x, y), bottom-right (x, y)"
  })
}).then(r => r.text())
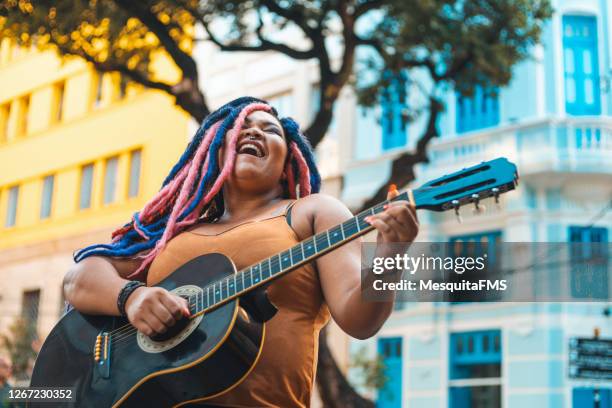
top-left (124, 286), bottom-right (190, 336)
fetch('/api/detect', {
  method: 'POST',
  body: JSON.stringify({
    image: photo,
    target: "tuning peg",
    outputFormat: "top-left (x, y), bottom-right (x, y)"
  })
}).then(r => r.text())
top-left (452, 199), bottom-right (462, 223)
top-left (491, 187), bottom-right (501, 209)
top-left (471, 193), bottom-right (486, 214)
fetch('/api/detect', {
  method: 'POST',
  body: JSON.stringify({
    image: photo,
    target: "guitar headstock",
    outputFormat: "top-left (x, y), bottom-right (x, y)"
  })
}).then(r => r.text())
top-left (413, 157), bottom-right (519, 212)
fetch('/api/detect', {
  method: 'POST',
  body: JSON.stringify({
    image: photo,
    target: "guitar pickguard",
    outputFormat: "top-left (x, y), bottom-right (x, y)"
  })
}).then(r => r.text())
top-left (137, 285), bottom-right (204, 353)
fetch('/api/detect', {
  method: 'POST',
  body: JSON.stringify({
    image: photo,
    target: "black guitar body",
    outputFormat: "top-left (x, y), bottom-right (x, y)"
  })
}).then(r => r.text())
top-left (29, 253), bottom-right (266, 407)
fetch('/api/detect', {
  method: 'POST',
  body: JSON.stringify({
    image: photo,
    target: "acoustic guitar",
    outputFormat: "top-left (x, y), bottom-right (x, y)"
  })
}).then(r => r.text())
top-left (29, 157), bottom-right (518, 407)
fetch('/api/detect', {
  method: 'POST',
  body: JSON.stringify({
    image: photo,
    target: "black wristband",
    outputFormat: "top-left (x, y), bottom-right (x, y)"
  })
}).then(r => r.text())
top-left (117, 280), bottom-right (146, 317)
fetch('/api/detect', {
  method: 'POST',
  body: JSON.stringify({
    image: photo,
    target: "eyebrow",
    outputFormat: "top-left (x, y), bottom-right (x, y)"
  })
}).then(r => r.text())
top-left (245, 118), bottom-right (283, 132)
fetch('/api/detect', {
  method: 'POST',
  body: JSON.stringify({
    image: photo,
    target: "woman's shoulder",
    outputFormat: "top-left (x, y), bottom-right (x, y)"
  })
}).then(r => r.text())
top-left (294, 193), bottom-right (349, 213)
top-left (290, 193), bottom-right (353, 233)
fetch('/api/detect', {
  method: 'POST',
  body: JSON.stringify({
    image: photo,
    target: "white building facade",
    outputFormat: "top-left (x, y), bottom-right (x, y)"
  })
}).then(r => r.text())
top-left (193, 0), bottom-right (612, 406)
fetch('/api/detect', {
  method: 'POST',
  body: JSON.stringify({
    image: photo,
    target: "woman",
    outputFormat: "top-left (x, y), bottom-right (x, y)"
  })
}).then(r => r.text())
top-left (63, 96), bottom-right (418, 407)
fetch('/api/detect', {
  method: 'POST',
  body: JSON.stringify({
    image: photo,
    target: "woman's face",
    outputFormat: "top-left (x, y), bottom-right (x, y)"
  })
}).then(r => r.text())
top-left (220, 109), bottom-right (288, 195)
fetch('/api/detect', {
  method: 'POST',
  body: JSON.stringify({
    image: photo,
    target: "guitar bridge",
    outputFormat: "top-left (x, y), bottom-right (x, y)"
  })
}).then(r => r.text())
top-left (93, 331), bottom-right (111, 379)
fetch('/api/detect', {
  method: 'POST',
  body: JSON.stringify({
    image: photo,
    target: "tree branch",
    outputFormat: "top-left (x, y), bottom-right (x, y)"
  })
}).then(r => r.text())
top-left (52, 40), bottom-right (174, 93)
top-left (316, 327), bottom-right (375, 408)
top-left (259, 0), bottom-right (318, 38)
top-left (358, 96), bottom-right (444, 212)
top-left (112, 0), bottom-right (198, 78)
top-left (200, 17), bottom-right (316, 60)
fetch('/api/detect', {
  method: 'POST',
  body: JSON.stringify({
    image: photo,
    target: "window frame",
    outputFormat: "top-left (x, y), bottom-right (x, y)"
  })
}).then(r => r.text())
top-left (5, 185), bottom-right (19, 227)
top-left (40, 174), bottom-right (55, 220)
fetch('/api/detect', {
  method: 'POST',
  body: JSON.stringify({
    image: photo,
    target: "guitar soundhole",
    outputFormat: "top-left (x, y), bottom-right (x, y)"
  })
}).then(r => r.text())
top-left (137, 285), bottom-right (204, 353)
top-left (149, 315), bottom-right (192, 342)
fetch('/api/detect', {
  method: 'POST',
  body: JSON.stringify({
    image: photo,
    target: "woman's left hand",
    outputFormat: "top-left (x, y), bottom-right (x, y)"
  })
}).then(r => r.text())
top-left (365, 186), bottom-right (419, 256)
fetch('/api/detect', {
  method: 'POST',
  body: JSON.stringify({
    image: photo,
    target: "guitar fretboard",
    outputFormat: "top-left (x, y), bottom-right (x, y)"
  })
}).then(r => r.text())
top-left (189, 191), bottom-right (411, 314)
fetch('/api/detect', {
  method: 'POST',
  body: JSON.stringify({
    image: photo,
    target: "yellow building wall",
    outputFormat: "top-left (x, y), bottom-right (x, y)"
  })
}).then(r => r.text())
top-left (0, 41), bottom-right (190, 337)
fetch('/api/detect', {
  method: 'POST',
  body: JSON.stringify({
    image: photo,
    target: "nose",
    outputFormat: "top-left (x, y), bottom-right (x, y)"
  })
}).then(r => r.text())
top-left (240, 126), bottom-right (264, 140)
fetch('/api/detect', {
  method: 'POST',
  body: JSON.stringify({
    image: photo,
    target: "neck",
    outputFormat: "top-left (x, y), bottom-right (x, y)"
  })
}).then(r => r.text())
top-left (221, 185), bottom-right (283, 222)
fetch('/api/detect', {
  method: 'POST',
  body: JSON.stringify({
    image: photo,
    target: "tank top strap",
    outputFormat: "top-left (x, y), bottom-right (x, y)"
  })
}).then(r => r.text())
top-left (283, 200), bottom-right (297, 225)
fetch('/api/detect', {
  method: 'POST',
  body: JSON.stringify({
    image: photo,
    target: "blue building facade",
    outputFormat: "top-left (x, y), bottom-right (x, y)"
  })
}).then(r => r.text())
top-left (345, 1), bottom-right (612, 407)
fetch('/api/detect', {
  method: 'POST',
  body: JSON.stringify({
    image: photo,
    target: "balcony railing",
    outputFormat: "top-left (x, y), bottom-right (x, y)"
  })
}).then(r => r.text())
top-left (420, 116), bottom-right (612, 179)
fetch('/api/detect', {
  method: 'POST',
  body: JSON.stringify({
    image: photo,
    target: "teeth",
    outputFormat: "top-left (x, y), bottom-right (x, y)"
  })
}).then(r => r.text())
top-left (238, 143), bottom-right (263, 157)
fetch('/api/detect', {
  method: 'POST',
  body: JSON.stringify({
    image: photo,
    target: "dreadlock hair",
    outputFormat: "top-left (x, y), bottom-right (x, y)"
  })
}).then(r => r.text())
top-left (73, 97), bottom-right (321, 280)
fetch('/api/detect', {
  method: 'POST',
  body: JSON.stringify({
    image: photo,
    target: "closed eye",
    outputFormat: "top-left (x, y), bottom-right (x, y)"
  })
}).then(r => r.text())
top-left (265, 127), bottom-right (282, 136)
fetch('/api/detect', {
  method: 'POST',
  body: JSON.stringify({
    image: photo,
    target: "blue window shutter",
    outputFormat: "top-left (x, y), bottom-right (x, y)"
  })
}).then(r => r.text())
top-left (377, 337), bottom-right (402, 408)
top-left (449, 330), bottom-right (502, 408)
top-left (573, 388), bottom-right (611, 408)
top-left (381, 74), bottom-right (407, 150)
top-left (569, 225), bottom-right (608, 299)
top-left (563, 15), bottom-right (601, 116)
top-left (456, 86), bottom-right (499, 133)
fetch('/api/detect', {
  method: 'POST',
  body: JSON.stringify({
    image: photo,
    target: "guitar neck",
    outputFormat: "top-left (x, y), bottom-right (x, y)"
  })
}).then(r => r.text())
top-left (192, 190), bottom-right (418, 314)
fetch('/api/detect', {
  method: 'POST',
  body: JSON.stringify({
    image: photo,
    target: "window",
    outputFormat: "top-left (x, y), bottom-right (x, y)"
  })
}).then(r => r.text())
top-left (569, 226), bottom-right (608, 299)
top-left (267, 92), bottom-right (294, 119)
top-left (573, 388), bottom-right (611, 407)
top-left (0, 103), bottom-right (8, 142)
top-left (54, 82), bottom-right (65, 123)
top-left (449, 330), bottom-right (502, 408)
top-left (103, 156), bottom-right (119, 204)
top-left (563, 15), bottom-right (601, 115)
top-left (21, 289), bottom-right (41, 339)
top-left (5, 185), bottom-right (19, 227)
top-left (40, 174), bottom-right (55, 219)
top-left (17, 94), bottom-right (30, 136)
top-left (377, 337), bottom-right (402, 408)
top-left (128, 149), bottom-right (142, 198)
top-left (448, 231), bottom-right (503, 301)
top-left (456, 86), bottom-right (499, 133)
top-left (93, 71), bottom-right (104, 108)
top-left (381, 72), bottom-right (408, 150)
top-left (309, 85), bottom-right (337, 138)
top-left (118, 75), bottom-right (129, 99)
top-left (79, 163), bottom-right (94, 209)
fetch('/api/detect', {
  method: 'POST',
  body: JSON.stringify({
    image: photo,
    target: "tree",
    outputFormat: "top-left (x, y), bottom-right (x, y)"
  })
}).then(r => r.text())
top-left (0, 318), bottom-right (38, 382)
top-left (0, 0), bottom-right (552, 405)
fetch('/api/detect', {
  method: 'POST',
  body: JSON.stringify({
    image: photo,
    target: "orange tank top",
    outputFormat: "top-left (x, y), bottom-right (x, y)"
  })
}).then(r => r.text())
top-left (146, 207), bottom-right (330, 407)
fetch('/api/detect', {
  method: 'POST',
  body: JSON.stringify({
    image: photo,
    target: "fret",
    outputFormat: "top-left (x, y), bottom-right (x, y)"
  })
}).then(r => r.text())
top-left (280, 250), bottom-right (292, 270)
top-left (236, 271), bottom-right (244, 293)
top-left (315, 231), bottom-right (330, 252)
top-left (343, 217), bottom-right (359, 237)
top-left (252, 265), bottom-right (262, 285)
top-left (241, 270), bottom-right (245, 291)
top-left (303, 239), bottom-right (316, 259)
top-left (206, 287), bottom-right (210, 308)
top-left (228, 275), bottom-right (236, 297)
top-left (329, 226), bottom-right (343, 245)
top-left (247, 267), bottom-right (254, 287)
top-left (214, 282), bottom-right (221, 304)
top-left (197, 291), bottom-right (202, 311)
top-left (340, 222), bottom-right (346, 240)
top-left (261, 258), bottom-right (271, 280)
top-left (290, 244), bottom-right (304, 264)
top-left (356, 212), bottom-right (370, 231)
top-left (272, 254), bottom-right (282, 275)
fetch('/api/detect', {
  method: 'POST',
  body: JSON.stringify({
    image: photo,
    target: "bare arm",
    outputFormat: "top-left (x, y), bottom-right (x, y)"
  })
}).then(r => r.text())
top-left (63, 256), bottom-right (139, 315)
top-left (63, 256), bottom-right (190, 336)
top-left (291, 192), bottom-right (418, 339)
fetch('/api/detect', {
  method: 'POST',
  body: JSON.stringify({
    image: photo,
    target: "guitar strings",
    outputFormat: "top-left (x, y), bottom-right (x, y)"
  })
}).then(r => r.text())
top-left (96, 202), bottom-right (393, 352)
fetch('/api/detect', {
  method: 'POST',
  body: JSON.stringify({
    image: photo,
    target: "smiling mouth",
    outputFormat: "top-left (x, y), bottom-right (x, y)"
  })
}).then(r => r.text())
top-left (237, 143), bottom-right (265, 158)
